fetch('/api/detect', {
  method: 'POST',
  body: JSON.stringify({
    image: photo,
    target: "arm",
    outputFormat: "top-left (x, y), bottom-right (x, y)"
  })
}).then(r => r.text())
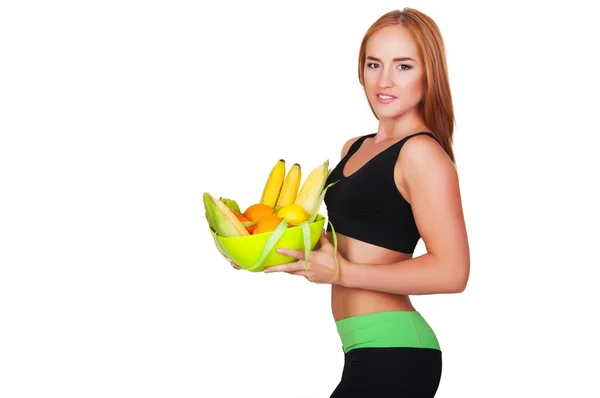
top-left (338, 136), bottom-right (470, 295)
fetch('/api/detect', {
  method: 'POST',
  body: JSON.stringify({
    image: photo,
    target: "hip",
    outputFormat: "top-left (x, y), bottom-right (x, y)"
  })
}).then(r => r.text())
top-left (334, 310), bottom-right (441, 353)
top-left (330, 345), bottom-right (442, 398)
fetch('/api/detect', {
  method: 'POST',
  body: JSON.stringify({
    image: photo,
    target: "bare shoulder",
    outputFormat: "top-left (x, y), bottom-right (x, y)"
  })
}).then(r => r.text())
top-left (398, 134), bottom-right (457, 185)
top-left (340, 135), bottom-right (364, 159)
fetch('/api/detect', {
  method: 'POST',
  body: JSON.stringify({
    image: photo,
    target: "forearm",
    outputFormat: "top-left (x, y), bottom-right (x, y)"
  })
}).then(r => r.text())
top-left (338, 253), bottom-right (468, 295)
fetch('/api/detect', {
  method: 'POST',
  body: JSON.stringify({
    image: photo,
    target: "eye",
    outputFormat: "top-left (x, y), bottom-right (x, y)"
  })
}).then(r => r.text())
top-left (366, 63), bottom-right (379, 69)
top-left (398, 64), bottom-right (412, 71)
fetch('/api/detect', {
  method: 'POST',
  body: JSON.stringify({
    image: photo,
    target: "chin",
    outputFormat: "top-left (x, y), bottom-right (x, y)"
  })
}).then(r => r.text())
top-left (375, 107), bottom-right (403, 119)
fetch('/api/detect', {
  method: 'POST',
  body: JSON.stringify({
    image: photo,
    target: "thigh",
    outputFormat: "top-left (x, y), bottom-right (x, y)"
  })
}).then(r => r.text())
top-left (329, 347), bottom-right (443, 398)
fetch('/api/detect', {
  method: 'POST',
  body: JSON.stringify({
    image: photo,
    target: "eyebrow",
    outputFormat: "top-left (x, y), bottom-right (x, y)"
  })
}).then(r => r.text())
top-left (366, 56), bottom-right (416, 62)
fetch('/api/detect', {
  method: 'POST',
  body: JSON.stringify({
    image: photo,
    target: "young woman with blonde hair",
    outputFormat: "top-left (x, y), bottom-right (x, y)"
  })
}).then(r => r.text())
top-left (266, 7), bottom-right (470, 397)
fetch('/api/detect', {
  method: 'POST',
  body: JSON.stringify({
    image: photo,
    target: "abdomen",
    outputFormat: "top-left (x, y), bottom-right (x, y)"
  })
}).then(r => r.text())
top-left (330, 233), bottom-right (416, 321)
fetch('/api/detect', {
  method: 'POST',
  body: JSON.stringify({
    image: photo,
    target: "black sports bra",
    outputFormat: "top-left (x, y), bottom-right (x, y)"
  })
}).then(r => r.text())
top-left (324, 132), bottom-right (437, 254)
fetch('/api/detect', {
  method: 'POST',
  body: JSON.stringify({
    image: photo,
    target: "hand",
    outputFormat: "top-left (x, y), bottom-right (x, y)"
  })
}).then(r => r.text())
top-left (230, 260), bottom-right (242, 270)
top-left (264, 231), bottom-right (345, 284)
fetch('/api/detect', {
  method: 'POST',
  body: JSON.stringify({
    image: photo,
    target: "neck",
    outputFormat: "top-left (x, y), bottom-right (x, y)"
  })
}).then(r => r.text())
top-left (373, 107), bottom-right (429, 143)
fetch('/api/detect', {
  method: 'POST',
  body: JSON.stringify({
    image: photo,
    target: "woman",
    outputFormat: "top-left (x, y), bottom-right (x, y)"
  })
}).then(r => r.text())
top-left (264, 8), bottom-right (470, 397)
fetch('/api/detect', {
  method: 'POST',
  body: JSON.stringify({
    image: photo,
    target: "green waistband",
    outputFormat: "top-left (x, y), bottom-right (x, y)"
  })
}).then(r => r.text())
top-left (335, 311), bottom-right (440, 353)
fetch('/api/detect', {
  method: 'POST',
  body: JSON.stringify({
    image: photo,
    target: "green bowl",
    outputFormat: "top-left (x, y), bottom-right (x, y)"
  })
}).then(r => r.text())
top-left (210, 214), bottom-right (326, 272)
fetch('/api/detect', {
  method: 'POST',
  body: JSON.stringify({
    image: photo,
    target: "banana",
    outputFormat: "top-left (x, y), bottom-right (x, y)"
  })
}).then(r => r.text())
top-left (260, 159), bottom-right (286, 208)
top-left (276, 163), bottom-right (301, 207)
top-left (203, 193), bottom-right (250, 237)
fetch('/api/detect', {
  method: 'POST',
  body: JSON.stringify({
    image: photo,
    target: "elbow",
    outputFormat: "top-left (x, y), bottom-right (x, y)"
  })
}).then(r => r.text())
top-left (444, 258), bottom-right (470, 293)
top-left (443, 279), bottom-right (466, 294)
top-left (452, 277), bottom-right (468, 293)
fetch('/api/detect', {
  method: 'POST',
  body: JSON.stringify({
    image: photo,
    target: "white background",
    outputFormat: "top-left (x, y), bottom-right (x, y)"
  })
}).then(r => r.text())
top-left (1, 0), bottom-right (599, 397)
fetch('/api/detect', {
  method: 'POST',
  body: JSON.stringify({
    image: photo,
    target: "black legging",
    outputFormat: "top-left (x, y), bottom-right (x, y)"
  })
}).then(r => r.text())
top-left (329, 347), bottom-right (442, 397)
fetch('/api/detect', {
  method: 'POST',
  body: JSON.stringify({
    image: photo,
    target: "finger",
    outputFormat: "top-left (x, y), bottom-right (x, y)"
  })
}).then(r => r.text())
top-left (264, 260), bottom-right (307, 273)
top-left (276, 248), bottom-right (304, 259)
top-left (285, 270), bottom-right (309, 277)
top-left (284, 270), bottom-right (316, 283)
top-left (230, 261), bottom-right (241, 270)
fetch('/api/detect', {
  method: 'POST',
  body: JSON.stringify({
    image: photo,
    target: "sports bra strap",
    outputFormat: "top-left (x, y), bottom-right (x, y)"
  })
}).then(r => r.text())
top-left (344, 134), bottom-right (374, 159)
top-left (344, 132), bottom-right (437, 159)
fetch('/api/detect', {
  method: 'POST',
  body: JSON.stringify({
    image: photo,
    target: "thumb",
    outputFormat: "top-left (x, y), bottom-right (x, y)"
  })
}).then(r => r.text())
top-left (319, 232), bottom-right (330, 247)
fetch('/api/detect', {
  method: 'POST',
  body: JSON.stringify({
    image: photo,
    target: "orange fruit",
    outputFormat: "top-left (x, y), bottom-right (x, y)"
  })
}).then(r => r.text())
top-left (253, 215), bottom-right (284, 235)
top-left (243, 203), bottom-right (275, 221)
top-left (233, 211), bottom-right (256, 234)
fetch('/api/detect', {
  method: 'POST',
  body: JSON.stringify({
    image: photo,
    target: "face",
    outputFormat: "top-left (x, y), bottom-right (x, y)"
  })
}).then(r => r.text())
top-left (363, 24), bottom-right (426, 119)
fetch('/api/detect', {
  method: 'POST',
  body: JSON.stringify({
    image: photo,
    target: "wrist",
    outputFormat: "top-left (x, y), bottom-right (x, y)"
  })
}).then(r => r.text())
top-left (336, 258), bottom-right (355, 287)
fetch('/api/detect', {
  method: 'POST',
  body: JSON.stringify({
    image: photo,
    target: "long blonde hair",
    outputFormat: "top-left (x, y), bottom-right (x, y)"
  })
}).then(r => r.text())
top-left (358, 8), bottom-right (456, 163)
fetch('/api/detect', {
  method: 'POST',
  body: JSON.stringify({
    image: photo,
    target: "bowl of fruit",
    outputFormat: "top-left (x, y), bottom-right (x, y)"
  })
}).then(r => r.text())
top-left (203, 159), bottom-right (336, 272)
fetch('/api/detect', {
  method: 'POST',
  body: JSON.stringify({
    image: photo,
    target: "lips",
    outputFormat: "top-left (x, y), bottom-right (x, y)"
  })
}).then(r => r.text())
top-left (376, 93), bottom-right (397, 104)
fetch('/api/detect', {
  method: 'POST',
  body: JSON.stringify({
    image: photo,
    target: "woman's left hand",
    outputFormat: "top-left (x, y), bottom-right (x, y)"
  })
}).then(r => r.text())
top-left (263, 231), bottom-right (346, 284)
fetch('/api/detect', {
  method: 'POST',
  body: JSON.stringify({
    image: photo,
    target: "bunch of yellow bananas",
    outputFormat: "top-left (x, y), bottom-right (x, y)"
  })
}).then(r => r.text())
top-left (260, 159), bottom-right (332, 226)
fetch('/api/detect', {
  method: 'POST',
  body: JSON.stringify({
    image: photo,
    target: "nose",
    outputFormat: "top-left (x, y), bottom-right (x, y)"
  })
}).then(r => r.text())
top-left (378, 68), bottom-right (394, 89)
